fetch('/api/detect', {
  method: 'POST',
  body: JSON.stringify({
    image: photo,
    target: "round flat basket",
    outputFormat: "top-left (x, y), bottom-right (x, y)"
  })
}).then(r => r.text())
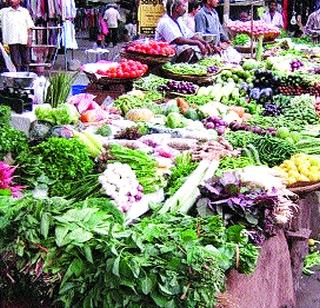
top-left (236, 45), bottom-right (256, 53)
top-left (83, 71), bottom-right (142, 86)
top-left (288, 181), bottom-right (320, 194)
top-left (121, 49), bottom-right (174, 65)
top-left (165, 85), bottom-right (199, 98)
top-left (160, 68), bottom-right (216, 86)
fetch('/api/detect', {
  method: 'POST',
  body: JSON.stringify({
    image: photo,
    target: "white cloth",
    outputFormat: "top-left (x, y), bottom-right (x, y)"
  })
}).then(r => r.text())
top-left (155, 14), bottom-right (193, 43)
top-left (62, 20), bottom-right (78, 49)
top-left (186, 14), bottom-right (196, 32)
top-left (104, 7), bottom-right (121, 28)
top-left (261, 11), bottom-right (284, 28)
top-left (0, 6), bottom-right (34, 45)
top-left (61, 0), bottom-right (78, 50)
top-left (125, 23), bottom-right (137, 38)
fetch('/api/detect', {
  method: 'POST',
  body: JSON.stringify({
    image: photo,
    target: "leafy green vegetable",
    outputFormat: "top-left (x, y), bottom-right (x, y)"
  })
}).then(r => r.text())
top-left (303, 251), bottom-right (320, 275)
top-left (108, 144), bottom-right (165, 194)
top-left (232, 33), bottom-right (250, 47)
top-left (0, 196), bottom-right (259, 307)
top-left (166, 112), bottom-right (186, 129)
top-left (96, 124), bottom-right (112, 137)
top-left (165, 153), bottom-right (199, 197)
top-left (0, 105), bottom-right (11, 126)
top-left (0, 126), bottom-right (28, 160)
top-left (16, 137), bottom-right (94, 196)
top-left (35, 104), bottom-right (79, 125)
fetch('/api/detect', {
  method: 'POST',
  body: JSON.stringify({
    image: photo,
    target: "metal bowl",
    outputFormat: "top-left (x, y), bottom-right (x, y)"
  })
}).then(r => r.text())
top-left (1, 72), bottom-right (37, 88)
top-left (202, 34), bottom-right (217, 44)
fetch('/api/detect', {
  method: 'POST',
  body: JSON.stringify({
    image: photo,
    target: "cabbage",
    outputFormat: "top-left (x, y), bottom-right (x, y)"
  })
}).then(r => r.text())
top-left (166, 112), bottom-right (186, 129)
top-left (35, 104), bottom-right (79, 125)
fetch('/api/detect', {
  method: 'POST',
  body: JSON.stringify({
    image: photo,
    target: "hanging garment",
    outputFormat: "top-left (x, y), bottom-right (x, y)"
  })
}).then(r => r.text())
top-left (61, 0), bottom-right (78, 49)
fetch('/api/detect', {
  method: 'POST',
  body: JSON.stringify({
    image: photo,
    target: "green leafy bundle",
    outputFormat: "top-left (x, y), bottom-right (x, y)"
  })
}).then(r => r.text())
top-left (107, 144), bottom-right (165, 194)
top-left (16, 137), bottom-right (94, 196)
top-left (0, 126), bottom-right (28, 160)
top-left (0, 105), bottom-right (11, 126)
top-left (165, 153), bottom-right (199, 197)
top-left (0, 196), bottom-right (259, 307)
top-left (45, 73), bottom-right (75, 108)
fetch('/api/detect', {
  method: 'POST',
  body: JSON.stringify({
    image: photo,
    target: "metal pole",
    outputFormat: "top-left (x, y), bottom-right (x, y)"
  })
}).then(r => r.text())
top-left (223, 0), bottom-right (230, 24)
top-left (250, 0), bottom-right (254, 58)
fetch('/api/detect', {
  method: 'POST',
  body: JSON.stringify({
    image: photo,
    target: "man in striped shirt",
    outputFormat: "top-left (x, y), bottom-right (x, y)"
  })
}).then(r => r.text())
top-left (305, 8), bottom-right (320, 38)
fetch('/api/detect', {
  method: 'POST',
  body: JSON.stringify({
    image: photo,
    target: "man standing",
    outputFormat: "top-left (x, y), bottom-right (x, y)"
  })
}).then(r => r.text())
top-left (261, 0), bottom-right (284, 29)
top-left (0, 0), bottom-right (34, 71)
top-left (104, 4), bottom-right (121, 47)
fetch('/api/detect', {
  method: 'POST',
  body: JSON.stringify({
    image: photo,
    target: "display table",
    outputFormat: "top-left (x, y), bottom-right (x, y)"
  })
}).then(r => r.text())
top-left (225, 230), bottom-right (296, 308)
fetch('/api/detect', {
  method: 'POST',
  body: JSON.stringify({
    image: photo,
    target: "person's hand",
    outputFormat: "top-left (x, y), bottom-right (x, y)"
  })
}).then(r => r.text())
top-left (197, 42), bottom-right (207, 55)
top-left (219, 41), bottom-right (230, 50)
top-left (204, 42), bottom-right (213, 54)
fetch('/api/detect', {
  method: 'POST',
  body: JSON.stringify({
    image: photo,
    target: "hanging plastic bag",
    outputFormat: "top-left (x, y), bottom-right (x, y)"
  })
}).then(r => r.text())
top-left (0, 43), bottom-right (16, 72)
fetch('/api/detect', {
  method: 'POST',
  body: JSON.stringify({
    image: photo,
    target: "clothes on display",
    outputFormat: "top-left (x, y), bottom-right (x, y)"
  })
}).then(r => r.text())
top-left (61, 0), bottom-right (78, 49)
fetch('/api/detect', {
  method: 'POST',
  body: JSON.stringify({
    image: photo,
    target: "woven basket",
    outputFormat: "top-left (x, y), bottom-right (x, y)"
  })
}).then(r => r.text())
top-left (288, 181), bottom-right (320, 194)
top-left (160, 68), bottom-right (216, 86)
top-left (121, 49), bottom-right (173, 65)
top-left (84, 71), bottom-right (142, 86)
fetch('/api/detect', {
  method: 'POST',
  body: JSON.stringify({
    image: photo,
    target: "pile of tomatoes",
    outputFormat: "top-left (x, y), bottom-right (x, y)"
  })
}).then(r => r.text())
top-left (126, 40), bottom-right (175, 57)
top-left (96, 59), bottom-right (148, 79)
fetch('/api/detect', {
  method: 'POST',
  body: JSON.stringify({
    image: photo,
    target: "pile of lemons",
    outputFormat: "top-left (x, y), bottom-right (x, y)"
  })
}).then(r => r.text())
top-left (274, 154), bottom-right (320, 185)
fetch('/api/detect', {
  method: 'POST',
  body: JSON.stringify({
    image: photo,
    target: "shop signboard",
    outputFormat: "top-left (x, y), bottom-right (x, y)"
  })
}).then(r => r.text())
top-left (138, 0), bottom-right (164, 35)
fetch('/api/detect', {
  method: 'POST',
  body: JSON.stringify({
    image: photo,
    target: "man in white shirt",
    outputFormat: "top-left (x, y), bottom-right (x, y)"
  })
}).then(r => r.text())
top-left (0, 0), bottom-right (34, 71)
top-left (155, 0), bottom-right (212, 62)
top-left (261, 0), bottom-right (284, 29)
top-left (104, 4), bottom-right (121, 47)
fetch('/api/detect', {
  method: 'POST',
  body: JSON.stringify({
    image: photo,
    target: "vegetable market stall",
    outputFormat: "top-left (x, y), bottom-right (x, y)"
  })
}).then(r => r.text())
top-left (1, 36), bottom-right (320, 307)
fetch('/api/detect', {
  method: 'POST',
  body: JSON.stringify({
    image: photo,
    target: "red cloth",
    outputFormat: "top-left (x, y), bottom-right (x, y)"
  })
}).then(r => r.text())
top-left (282, 0), bottom-right (288, 29)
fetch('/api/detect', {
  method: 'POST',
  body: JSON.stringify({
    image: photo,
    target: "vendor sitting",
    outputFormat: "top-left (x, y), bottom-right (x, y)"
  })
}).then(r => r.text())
top-left (305, 7), bottom-right (320, 41)
top-left (155, 0), bottom-right (212, 63)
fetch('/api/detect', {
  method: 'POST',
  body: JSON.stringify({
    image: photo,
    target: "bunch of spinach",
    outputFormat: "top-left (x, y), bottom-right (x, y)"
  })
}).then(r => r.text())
top-left (0, 196), bottom-right (259, 307)
top-left (0, 126), bottom-right (29, 160)
top-left (16, 137), bottom-right (94, 196)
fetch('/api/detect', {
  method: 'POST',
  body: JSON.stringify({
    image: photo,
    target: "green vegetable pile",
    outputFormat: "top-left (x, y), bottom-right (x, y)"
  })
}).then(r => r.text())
top-left (232, 33), bottom-right (250, 47)
top-left (185, 95), bottom-right (215, 106)
top-left (96, 124), bottom-right (112, 137)
top-left (45, 72), bottom-right (75, 108)
top-left (0, 105), bottom-right (28, 160)
top-left (165, 153), bottom-right (199, 197)
top-left (108, 144), bottom-right (165, 193)
top-left (133, 74), bottom-right (169, 91)
top-left (114, 91), bottom-right (163, 115)
top-left (162, 62), bottom-right (208, 76)
top-left (216, 155), bottom-right (256, 176)
top-left (35, 104), bottom-right (79, 125)
top-left (226, 131), bottom-right (297, 167)
top-left (16, 137), bottom-right (94, 196)
top-left (279, 94), bottom-right (319, 126)
top-left (0, 195), bottom-right (259, 307)
top-left (198, 57), bottom-right (222, 68)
